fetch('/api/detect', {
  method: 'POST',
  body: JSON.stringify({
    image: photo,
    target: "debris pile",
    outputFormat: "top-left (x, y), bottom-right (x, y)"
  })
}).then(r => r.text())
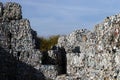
top-left (57, 14), bottom-right (120, 79)
top-left (0, 2), bottom-right (44, 80)
top-left (3, 2), bottom-right (22, 20)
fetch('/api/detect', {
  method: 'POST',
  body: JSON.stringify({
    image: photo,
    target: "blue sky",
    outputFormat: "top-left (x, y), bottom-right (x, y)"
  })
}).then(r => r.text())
top-left (1, 0), bottom-right (120, 37)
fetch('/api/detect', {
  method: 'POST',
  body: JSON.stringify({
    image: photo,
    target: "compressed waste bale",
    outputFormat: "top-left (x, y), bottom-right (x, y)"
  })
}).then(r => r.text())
top-left (3, 2), bottom-right (22, 20)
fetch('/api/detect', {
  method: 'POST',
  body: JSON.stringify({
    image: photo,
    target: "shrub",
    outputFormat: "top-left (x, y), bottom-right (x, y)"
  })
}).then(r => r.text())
top-left (39, 35), bottom-right (59, 52)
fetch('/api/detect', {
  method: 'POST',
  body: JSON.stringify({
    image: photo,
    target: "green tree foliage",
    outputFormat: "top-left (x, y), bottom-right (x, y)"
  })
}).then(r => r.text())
top-left (39, 35), bottom-right (59, 52)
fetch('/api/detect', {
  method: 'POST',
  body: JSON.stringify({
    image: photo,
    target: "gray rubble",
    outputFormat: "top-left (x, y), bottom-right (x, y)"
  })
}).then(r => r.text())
top-left (9, 19), bottom-right (35, 51)
top-left (40, 65), bottom-right (58, 80)
top-left (3, 2), bottom-right (22, 20)
top-left (0, 2), bottom-right (44, 80)
top-left (57, 14), bottom-right (120, 80)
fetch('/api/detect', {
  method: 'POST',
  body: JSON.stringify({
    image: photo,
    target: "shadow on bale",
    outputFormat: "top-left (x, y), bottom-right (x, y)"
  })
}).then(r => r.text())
top-left (0, 46), bottom-right (45, 80)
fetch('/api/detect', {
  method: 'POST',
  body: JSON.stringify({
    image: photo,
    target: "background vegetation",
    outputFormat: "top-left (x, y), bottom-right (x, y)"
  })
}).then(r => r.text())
top-left (38, 35), bottom-right (59, 52)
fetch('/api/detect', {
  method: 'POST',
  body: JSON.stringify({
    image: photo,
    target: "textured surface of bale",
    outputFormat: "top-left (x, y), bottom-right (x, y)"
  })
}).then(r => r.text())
top-left (0, 2), bottom-right (45, 80)
top-left (57, 13), bottom-right (120, 79)
top-left (40, 65), bottom-right (58, 80)
top-left (3, 2), bottom-right (22, 20)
